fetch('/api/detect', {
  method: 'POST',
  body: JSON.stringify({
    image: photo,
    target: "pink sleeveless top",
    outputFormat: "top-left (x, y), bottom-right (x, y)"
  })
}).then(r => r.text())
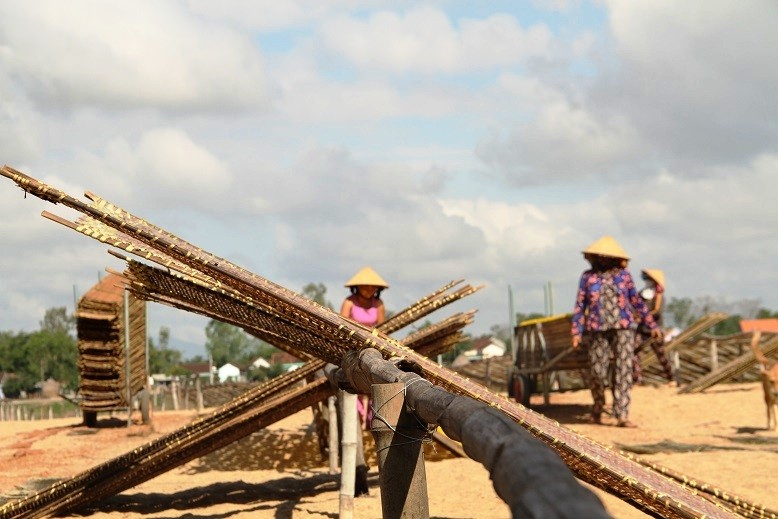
top-left (350, 304), bottom-right (379, 326)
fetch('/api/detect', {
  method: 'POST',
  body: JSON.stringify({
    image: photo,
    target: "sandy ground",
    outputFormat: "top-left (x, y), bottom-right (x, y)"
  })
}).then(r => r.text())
top-left (1, 381), bottom-right (777, 518)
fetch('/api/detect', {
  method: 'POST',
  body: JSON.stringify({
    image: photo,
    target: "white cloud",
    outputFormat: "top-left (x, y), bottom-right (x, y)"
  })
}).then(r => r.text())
top-left (600, 0), bottom-right (778, 164)
top-left (0, 1), bottom-right (267, 111)
top-left (476, 95), bottom-right (642, 182)
top-left (475, 0), bottom-right (778, 184)
top-left (17, 127), bottom-right (235, 216)
top-left (0, 96), bottom-right (40, 163)
top-left (318, 7), bottom-right (552, 73)
top-left (186, 0), bottom-right (396, 31)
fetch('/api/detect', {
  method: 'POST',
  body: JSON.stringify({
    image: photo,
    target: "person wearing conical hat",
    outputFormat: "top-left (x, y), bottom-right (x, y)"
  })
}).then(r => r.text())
top-left (340, 266), bottom-right (388, 328)
top-left (571, 236), bottom-right (662, 428)
top-left (339, 266), bottom-right (389, 497)
top-left (633, 269), bottom-right (675, 385)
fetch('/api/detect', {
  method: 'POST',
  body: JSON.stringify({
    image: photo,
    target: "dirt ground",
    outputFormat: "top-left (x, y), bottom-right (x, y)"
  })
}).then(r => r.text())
top-left (1, 381), bottom-right (777, 518)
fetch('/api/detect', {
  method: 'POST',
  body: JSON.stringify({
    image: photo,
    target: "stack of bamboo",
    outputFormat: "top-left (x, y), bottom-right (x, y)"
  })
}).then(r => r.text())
top-left (76, 273), bottom-right (146, 412)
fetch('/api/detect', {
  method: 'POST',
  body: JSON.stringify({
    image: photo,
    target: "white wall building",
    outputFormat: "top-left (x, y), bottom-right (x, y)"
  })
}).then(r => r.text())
top-left (217, 363), bottom-right (241, 383)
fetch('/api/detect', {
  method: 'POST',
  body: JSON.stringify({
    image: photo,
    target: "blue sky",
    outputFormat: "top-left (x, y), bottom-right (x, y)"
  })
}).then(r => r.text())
top-left (1, 0), bottom-right (776, 359)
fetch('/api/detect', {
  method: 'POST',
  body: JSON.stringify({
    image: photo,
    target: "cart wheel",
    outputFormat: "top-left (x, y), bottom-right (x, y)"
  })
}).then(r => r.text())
top-left (513, 374), bottom-right (531, 407)
top-left (507, 372), bottom-right (516, 398)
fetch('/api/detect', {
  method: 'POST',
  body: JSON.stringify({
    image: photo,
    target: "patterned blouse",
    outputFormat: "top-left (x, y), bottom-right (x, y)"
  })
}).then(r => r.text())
top-left (571, 268), bottom-right (657, 338)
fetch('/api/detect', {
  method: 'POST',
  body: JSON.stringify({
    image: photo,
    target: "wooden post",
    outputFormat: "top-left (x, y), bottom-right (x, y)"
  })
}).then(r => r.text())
top-left (328, 395), bottom-right (339, 475)
top-left (171, 380), bottom-right (179, 411)
top-left (196, 376), bottom-right (204, 413)
top-left (673, 350), bottom-right (681, 375)
top-left (339, 389), bottom-right (356, 518)
top-left (371, 382), bottom-right (429, 519)
top-left (124, 289), bottom-right (132, 427)
top-left (484, 357), bottom-right (492, 390)
top-left (710, 339), bottom-right (719, 372)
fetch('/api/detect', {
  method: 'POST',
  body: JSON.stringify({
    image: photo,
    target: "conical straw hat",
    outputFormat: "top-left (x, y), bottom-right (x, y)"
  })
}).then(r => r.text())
top-left (642, 269), bottom-right (665, 287)
top-left (344, 266), bottom-right (389, 288)
top-left (581, 235), bottom-right (630, 260)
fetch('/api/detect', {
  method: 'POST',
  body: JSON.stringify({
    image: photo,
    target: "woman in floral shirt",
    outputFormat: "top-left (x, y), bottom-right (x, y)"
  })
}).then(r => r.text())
top-left (571, 236), bottom-right (662, 427)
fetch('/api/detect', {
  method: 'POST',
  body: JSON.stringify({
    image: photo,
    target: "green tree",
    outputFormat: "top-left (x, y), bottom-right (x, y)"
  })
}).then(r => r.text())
top-left (205, 319), bottom-right (260, 366)
top-left (711, 316), bottom-right (742, 336)
top-left (25, 330), bottom-right (78, 387)
top-left (40, 306), bottom-right (75, 335)
top-left (246, 363), bottom-right (286, 382)
top-left (666, 297), bottom-right (695, 328)
top-left (301, 282), bottom-right (333, 309)
top-left (148, 326), bottom-right (183, 375)
top-left (0, 307), bottom-right (79, 396)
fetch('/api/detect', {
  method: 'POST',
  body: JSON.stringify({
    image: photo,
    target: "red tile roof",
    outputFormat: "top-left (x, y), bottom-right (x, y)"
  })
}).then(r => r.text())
top-left (80, 273), bottom-right (127, 304)
top-left (739, 319), bottom-right (778, 333)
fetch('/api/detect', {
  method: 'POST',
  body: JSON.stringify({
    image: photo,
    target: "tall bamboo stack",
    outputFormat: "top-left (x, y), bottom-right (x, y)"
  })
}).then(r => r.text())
top-left (76, 273), bottom-right (146, 413)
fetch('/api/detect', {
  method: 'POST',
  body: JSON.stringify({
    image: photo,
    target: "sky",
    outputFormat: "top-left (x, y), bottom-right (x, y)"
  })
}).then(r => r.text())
top-left (1, 0), bottom-right (776, 359)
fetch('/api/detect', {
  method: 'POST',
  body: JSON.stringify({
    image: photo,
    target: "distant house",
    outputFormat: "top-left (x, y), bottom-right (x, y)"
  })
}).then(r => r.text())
top-left (270, 351), bottom-right (301, 365)
top-left (251, 357), bottom-right (271, 370)
top-left (180, 361), bottom-right (214, 381)
top-left (464, 337), bottom-right (507, 360)
top-left (217, 363), bottom-right (242, 383)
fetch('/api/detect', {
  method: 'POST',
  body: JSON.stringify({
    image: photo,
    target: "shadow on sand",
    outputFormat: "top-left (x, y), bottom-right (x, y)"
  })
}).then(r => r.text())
top-left (71, 475), bottom-right (345, 518)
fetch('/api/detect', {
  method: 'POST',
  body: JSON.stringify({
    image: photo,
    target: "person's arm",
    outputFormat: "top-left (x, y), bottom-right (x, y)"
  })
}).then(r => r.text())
top-left (571, 274), bottom-right (588, 349)
top-left (376, 301), bottom-right (385, 325)
top-left (652, 291), bottom-right (663, 317)
top-left (340, 298), bottom-right (353, 318)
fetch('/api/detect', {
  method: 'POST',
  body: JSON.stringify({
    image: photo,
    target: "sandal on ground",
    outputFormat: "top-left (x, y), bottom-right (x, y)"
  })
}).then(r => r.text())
top-left (617, 420), bottom-right (637, 428)
top-left (590, 414), bottom-right (602, 424)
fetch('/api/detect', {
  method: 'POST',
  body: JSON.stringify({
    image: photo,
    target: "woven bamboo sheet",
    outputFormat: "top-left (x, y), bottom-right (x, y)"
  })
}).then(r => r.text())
top-left (0, 165), bottom-right (748, 519)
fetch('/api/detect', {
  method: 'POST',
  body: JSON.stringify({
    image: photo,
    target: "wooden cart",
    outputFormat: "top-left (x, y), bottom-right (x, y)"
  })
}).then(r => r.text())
top-left (508, 313), bottom-right (589, 406)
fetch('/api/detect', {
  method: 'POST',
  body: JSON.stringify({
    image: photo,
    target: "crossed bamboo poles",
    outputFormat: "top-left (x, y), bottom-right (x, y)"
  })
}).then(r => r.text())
top-left (0, 165), bottom-right (747, 518)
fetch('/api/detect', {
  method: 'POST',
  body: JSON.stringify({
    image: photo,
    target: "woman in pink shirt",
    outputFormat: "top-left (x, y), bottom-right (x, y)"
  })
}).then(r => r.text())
top-left (340, 266), bottom-right (388, 328)
top-left (338, 266), bottom-right (389, 496)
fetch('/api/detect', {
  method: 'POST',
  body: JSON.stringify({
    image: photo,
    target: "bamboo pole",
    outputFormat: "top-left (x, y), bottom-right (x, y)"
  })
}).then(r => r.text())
top-left (195, 376), bottom-right (203, 413)
top-left (124, 289), bottom-right (132, 427)
top-left (371, 382), bottom-right (429, 519)
top-left (328, 396), bottom-right (339, 475)
top-left (339, 390), bottom-right (356, 519)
